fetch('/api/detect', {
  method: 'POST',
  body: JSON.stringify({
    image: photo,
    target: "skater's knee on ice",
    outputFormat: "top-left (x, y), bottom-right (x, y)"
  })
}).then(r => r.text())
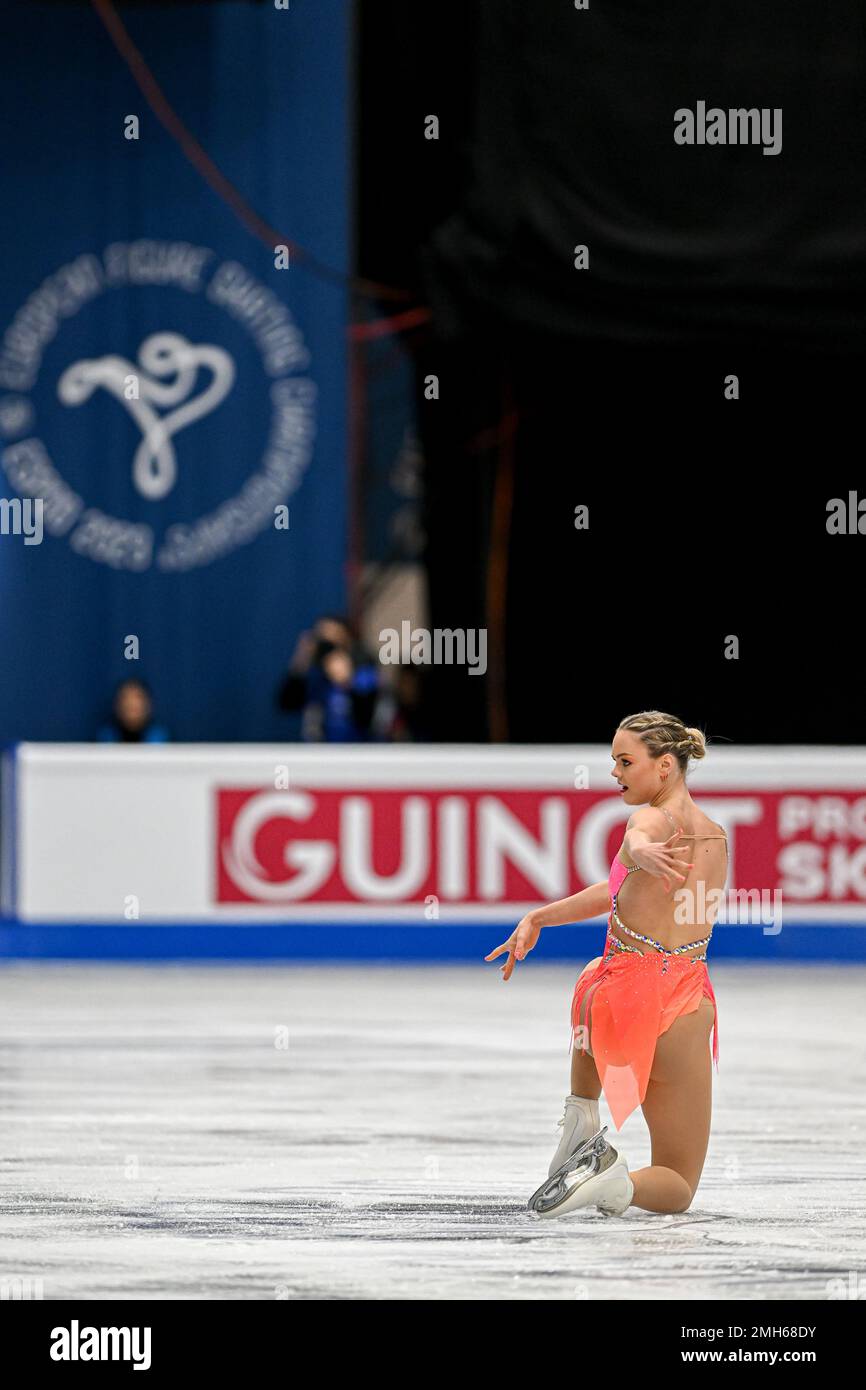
top-left (656, 1168), bottom-right (694, 1213)
top-left (673, 1180), bottom-right (694, 1213)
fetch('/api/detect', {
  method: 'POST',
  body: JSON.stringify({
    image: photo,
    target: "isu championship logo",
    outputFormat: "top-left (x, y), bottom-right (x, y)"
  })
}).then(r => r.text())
top-left (57, 331), bottom-right (236, 502)
top-left (0, 239), bottom-right (316, 570)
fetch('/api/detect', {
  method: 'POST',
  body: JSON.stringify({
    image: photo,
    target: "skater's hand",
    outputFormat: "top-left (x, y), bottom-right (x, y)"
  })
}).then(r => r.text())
top-left (631, 828), bottom-right (694, 893)
top-left (484, 914), bottom-right (541, 980)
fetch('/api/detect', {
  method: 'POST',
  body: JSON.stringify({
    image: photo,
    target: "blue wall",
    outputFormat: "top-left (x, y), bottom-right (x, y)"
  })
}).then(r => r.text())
top-left (0, 1), bottom-right (350, 741)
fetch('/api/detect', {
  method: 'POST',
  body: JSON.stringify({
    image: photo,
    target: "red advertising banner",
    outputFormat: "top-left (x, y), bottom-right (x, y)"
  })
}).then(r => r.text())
top-left (216, 784), bottom-right (866, 917)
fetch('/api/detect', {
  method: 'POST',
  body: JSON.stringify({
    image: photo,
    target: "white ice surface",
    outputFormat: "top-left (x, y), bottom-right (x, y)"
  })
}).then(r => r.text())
top-left (0, 961), bottom-right (863, 1300)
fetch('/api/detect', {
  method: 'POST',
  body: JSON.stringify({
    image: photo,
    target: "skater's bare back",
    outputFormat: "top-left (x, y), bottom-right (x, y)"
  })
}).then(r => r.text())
top-left (611, 802), bottom-right (728, 956)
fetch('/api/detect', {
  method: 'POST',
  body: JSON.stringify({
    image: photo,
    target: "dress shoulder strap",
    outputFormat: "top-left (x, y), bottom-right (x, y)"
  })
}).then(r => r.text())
top-left (655, 804), bottom-right (727, 849)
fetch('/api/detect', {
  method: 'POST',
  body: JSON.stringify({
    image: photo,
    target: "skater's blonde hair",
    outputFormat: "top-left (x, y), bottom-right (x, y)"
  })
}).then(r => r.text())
top-left (616, 711), bottom-right (708, 777)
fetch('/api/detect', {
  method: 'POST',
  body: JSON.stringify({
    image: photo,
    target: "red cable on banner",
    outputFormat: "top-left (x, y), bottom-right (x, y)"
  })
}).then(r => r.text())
top-left (347, 307), bottom-right (432, 343)
top-left (89, 0), bottom-right (430, 332)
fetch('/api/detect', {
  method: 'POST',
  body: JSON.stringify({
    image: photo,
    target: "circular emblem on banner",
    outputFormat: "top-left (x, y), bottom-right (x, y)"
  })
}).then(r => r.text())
top-left (0, 240), bottom-right (317, 570)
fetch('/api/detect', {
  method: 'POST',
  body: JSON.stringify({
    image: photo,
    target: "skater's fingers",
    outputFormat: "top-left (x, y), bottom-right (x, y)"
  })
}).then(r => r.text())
top-left (487, 930), bottom-right (529, 975)
top-left (665, 851), bottom-right (693, 871)
top-left (487, 941), bottom-right (520, 965)
top-left (671, 862), bottom-right (692, 878)
top-left (663, 868), bottom-right (687, 884)
top-left (501, 949), bottom-right (516, 980)
top-left (484, 941), bottom-right (511, 961)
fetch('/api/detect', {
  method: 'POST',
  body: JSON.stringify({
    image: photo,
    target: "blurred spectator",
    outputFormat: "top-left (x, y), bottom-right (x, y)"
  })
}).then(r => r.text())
top-left (277, 616), bottom-right (381, 742)
top-left (98, 678), bottom-right (170, 743)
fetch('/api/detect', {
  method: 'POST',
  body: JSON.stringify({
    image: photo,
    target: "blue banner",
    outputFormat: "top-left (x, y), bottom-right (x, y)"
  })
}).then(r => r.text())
top-left (0, 1), bottom-right (349, 741)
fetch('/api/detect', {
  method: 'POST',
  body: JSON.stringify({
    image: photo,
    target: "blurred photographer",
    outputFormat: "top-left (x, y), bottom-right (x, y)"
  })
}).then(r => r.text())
top-left (276, 615), bottom-right (380, 742)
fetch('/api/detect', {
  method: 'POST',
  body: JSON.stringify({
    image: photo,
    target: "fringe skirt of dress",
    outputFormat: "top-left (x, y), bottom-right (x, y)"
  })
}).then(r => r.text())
top-left (570, 931), bottom-right (719, 1132)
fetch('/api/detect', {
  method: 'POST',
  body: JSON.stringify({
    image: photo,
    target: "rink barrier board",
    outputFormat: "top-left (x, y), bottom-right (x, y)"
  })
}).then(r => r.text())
top-left (2, 923), bottom-right (866, 962)
top-left (4, 743), bottom-right (866, 957)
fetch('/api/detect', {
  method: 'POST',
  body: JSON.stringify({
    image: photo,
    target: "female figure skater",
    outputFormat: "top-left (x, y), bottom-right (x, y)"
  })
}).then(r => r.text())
top-left (485, 711), bottom-right (727, 1218)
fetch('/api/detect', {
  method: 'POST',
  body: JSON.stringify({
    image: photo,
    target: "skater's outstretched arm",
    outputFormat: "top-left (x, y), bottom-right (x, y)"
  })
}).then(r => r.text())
top-left (529, 881), bottom-right (610, 928)
top-left (485, 882), bottom-right (610, 980)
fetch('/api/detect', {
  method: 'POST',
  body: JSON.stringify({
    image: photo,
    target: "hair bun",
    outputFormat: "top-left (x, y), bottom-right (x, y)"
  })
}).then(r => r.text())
top-left (685, 727), bottom-right (707, 761)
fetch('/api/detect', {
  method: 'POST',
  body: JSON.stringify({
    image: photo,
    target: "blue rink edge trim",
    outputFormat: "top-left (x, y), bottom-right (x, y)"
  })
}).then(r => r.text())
top-left (1, 922), bottom-right (865, 961)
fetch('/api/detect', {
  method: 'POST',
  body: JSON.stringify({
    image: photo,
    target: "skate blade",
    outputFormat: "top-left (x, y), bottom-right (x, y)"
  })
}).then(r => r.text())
top-left (527, 1126), bottom-right (610, 1215)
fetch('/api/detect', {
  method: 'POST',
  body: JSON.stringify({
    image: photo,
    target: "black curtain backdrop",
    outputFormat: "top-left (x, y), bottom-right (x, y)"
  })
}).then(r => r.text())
top-left (358, 1), bottom-right (866, 744)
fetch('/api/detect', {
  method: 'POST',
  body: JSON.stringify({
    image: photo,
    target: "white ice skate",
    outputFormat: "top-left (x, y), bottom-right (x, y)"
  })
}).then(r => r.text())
top-left (528, 1126), bottom-right (634, 1218)
top-left (548, 1094), bottom-right (600, 1176)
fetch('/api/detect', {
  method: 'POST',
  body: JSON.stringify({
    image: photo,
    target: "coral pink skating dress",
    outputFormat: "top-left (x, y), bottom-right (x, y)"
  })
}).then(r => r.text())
top-left (569, 847), bottom-right (721, 1132)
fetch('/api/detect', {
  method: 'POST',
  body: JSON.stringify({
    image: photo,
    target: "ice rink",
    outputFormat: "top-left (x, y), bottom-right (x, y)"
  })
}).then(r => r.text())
top-left (1, 959), bottom-right (864, 1301)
